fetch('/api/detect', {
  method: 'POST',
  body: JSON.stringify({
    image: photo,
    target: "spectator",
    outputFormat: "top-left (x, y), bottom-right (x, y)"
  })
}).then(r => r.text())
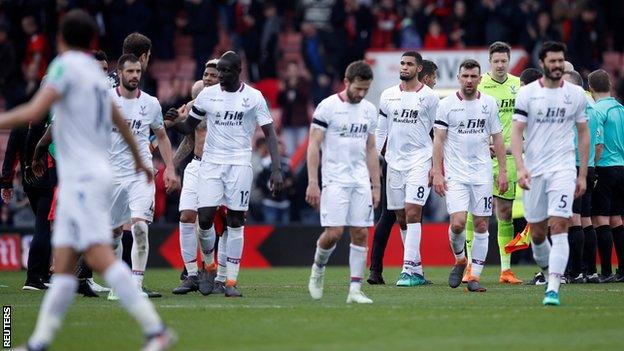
top-left (259, 1), bottom-right (281, 79)
top-left (447, 0), bottom-right (477, 48)
top-left (475, 0), bottom-right (515, 45)
top-left (399, 18), bottom-right (422, 49)
top-left (297, 0), bottom-right (336, 33)
top-left (330, 0), bottom-right (373, 76)
top-left (524, 11), bottom-right (561, 67)
top-left (21, 14), bottom-right (49, 82)
top-left (0, 22), bottom-right (21, 109)
top-left (278, 61), bottom-right (311, 157)
top-left (300, 21), bottom-right (333, 105)
top-left (568, 3), bottom-right (606, 75)
top-left (425, 0), bottom-right (453, 21)
top-left (106, 0), bottom-right (151, 58)
top-left (423, 19), bottom-right (447, 49)
top-left (257, 142), bottom-right (294, 224)
top-left (148, 0), bottom-right (180, 60)
top-left (184, 0), bottom-right (219, 80)
top-left (234, 0), bottom-right (264, 82)
top-left (370, 0), bottom-right (400, 49)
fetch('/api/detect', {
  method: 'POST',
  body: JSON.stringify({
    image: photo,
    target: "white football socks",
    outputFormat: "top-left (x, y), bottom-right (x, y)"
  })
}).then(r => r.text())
top-left (548, 233), bottom-right (569, 293)
top-left (226, 226), bottom-right (244, 283)
top-left (216, 231), bottom-right (228, 282)
top-left (532, 237), bottom-right (551, 272)
top-left (104, 261), bottom-right (162, 335)
top-left (313, 239), bottom-right (336, 273)
top-left (28, 274), bottom-right (77, 349)
top-left (112, 234), bottom-right (123, 259)
top-left (349, 244), bottom-right (367, 292)
top-left (131, 221), bottom-right (149, 287)
top-left (402, 223), bottom-right (423, 275)
top-left (448, 226), bottom-right (466, 260)
top-left (400, 228), bottom-right (407, 245)
top-left (179, 222), bottom-right (198, 276)
top-left (471, 231), bottom-right (489, 278)
top-left (198, 224), bottom-right (216, 267)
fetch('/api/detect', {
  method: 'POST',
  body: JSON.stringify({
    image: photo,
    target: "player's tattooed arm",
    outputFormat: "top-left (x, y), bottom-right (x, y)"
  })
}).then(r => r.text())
top-left (431, 128), bottom-right (448, 196)
top-left (173, 133), bottom-right (195, 169)
top-left (366, 133), bottom-right (381, 208)
top-left (261, 123), bottom-right (284, 196)
top-left (112, 103), bottom-right (153, 183)
top-left (305, 127), bottom-right (324, 209)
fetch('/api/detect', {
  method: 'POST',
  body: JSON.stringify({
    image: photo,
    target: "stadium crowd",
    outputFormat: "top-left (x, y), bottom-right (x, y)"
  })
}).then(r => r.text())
top-left (1, 0), bottom-right (624, 226)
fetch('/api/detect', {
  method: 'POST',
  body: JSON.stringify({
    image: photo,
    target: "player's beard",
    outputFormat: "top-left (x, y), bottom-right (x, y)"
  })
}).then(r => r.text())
top-left (346, 87), bottom-right (363, 104)
top-left (400, 72), bottom-right (416, 81)
top-left (543, 66), bottom-right (563, 81)
top-left (122, 79), bottom-right (139, 91)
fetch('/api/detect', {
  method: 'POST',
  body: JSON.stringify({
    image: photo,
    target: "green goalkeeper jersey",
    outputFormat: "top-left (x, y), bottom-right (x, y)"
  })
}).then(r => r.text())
top-left (478, 73), bottom-right (521, 147)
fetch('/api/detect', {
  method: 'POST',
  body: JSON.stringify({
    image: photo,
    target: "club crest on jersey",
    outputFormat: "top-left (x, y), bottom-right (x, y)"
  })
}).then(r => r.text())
top-left (139, 105), bottom-right (147, 116)
top-left (563, 95), bottom-right (572, 105)
top-left (339, 123), bottom-right (368, 138)
top-left (242, 97), bottom-right (250, 108)
top-left (481, 105), bottom-right (490, 115)
top-left (510, 85), bottom-right (518, 95)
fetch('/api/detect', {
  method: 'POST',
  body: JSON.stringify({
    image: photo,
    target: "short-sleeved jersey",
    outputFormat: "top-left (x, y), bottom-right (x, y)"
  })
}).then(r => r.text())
top-left (594, 97), bottom-right (624, 167)
top-left (574, 94), bottom-right (602, 167)
top-left (376, 83), bottom-right (439, 171)
top-left (43, 51), bottom-right (113, 181)
top-left (189, 83), bottom-right (272, 165)
top-left (311, 94), bottom-right (377, 187)
top-left (478, 73), bottom-right (521, 147)
top-left (109, 87), bottom-right (163, 179)
top-left (513, 79), bottom-right (587, 176)
top-left (434, 92), bottom-right (502, 184)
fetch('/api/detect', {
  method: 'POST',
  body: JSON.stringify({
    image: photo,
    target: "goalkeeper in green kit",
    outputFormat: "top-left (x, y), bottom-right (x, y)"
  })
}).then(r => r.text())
top-left (464, 42), bottom-right (523, 284)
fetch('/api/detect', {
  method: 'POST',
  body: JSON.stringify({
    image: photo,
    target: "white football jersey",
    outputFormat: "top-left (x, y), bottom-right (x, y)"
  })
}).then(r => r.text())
top-left (376, 83), bottom-right (439, 171)
top-left (43, 51), bottom-right (113, 180)
top-left (311, 94), bottom-right (377, 187)
top-left (435, 92), bottom-right (502, 184)
top-left (189, 83), bottom-right (272, 165)
top-left (513, 79), bottom-right (587, 176)
top-left (109, 88), bottom-right (163, 179)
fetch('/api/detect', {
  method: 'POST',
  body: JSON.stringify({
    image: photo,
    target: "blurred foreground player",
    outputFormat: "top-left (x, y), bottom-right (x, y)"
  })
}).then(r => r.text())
top-left (2, 10), bottom-right (175, 350)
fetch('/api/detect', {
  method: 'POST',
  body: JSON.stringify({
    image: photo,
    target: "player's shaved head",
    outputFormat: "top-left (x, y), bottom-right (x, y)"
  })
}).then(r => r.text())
top-left (563, 70), bottom-right (583, 87)
top-left (564, 61), bottom-right (574, 72)
top-left (218, 51), bottom-right (242, 91)
top-left (191, 80), bottom-right (204, 99)
top-left (219, 51), bottom-right (242, 71)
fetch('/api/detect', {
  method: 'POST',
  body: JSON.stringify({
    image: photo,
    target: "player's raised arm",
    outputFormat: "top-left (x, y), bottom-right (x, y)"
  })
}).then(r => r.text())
top-left (306, 126), bottom-right (324, 209)
top-left (366, 133), bottom-right (381, 208)
top-left (111, 102), bottom-right (152, 182)
top-left (0, 86), bottom-right (59, 129)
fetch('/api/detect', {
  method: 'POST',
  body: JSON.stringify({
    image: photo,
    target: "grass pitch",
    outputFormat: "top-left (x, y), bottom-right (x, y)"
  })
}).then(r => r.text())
top-left (2, 267), bottom-right (624, 351)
